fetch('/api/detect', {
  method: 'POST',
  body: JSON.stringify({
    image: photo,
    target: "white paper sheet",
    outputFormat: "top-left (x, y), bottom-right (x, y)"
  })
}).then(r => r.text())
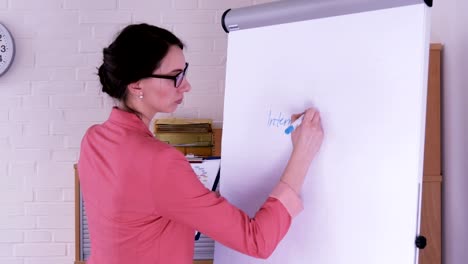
top-left (215, 3), bottom-right (430, 264)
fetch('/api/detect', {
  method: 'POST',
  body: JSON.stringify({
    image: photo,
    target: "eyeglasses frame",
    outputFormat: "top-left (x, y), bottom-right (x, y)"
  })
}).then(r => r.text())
top-left (146, 62), bottom-right (189, 88)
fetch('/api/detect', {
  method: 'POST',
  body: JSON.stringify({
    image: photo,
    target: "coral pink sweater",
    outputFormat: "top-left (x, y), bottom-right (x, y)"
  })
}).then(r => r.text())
top-left (78, 108), bottom-right (303, 264)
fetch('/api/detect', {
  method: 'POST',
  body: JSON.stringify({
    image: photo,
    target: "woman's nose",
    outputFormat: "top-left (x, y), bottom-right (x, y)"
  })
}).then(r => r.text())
top-left (179, 78), bottom-right (191, 92)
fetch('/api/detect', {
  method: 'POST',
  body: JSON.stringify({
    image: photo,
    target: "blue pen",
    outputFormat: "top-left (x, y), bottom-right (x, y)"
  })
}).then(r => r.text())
top-left (284, 114), bottom-right (304, 134)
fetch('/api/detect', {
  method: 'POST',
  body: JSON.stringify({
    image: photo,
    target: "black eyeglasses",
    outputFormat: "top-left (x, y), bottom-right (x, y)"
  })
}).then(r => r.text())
top-left (146, 62), bottom-right (189, 88)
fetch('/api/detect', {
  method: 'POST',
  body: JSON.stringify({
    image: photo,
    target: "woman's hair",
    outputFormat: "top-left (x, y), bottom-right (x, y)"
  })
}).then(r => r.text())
top-left (98, 23), bottom-right (184, 101)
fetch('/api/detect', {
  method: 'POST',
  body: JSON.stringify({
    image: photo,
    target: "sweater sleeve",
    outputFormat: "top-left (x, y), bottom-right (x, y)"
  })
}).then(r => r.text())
top-left (152, 149), bottom-right (303, 259)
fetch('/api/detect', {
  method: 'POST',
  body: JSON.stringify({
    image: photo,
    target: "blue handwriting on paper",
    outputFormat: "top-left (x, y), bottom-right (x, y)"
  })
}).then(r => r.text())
top-left (267, 110), bottom-right (292, 128)
top-left (192, 165), bottom-right (209, 185)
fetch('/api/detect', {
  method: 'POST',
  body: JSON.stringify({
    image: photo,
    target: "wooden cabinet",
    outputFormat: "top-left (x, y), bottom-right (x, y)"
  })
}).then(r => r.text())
top-left (419, 43), bottom-right (443, 264)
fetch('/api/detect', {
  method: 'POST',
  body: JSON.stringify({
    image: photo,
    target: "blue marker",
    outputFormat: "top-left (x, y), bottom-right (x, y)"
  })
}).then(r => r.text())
top-left (284, 114), bottom-right (304, 134)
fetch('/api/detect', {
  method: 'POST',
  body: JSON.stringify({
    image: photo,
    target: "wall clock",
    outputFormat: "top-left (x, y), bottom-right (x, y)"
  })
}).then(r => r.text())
top-left (0, 23), bottom-right (15, 76)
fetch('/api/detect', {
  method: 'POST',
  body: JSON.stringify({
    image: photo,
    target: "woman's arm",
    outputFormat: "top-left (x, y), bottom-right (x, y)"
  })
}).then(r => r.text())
top-left (152, 108), bottom-right (323, 258)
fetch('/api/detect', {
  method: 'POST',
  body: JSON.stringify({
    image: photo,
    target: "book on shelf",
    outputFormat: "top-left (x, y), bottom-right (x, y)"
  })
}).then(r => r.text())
top-left (154, 118), bottom-right (212, 133)
top-left (153, 118), bottom-right (214, 157)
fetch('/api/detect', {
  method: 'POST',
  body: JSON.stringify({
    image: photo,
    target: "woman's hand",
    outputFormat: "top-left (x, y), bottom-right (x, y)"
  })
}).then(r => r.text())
top-left (291, 107), bottom-right (324, 163)
top-left (280, 107), bottom-right (324, 194)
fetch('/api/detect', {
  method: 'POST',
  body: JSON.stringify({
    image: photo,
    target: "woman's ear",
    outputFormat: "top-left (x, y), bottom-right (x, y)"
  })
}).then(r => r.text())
top-left (127, 81), bottom-right (142, 97)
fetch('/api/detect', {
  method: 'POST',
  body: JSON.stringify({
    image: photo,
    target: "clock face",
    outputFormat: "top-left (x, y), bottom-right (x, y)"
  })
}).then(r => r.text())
top-left (0, 23), bottom-right (15, 76)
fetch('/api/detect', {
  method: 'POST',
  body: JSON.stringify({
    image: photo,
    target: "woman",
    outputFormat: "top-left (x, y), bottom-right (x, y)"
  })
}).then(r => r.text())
top-left (78, 23), bottom-right (324, 264)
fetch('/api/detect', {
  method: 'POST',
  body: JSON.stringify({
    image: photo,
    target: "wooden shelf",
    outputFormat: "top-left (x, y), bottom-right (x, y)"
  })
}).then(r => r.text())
top-left (419, 43), bottom-right (443, 264)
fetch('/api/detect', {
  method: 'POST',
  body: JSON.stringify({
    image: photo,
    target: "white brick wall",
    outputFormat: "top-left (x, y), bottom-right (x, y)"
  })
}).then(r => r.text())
top-left (24, 231), bottom-right (52, 243)
top-left (0, 0), bottom-right (275, 262)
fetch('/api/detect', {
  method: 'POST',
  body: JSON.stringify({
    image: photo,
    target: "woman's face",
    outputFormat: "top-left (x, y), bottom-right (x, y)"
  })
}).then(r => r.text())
top-left (138, 45), bottom-right (191, 114)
